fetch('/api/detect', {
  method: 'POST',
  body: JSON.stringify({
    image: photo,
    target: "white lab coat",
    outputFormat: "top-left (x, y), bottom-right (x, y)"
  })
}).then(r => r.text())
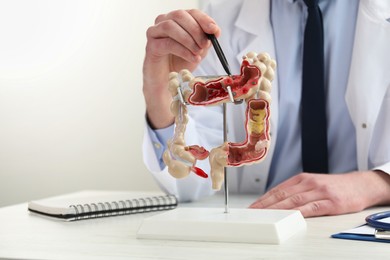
top-left (143, 0), bottom-right (390, 201)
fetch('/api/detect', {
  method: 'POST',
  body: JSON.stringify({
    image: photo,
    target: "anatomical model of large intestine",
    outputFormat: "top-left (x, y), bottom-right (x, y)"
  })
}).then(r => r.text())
top-left (163, 52), bottom-right (276, 190)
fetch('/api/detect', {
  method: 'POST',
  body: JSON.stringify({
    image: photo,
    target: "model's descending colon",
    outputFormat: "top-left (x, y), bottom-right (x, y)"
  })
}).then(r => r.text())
top-left (163, 52), bottom-right (276, 190)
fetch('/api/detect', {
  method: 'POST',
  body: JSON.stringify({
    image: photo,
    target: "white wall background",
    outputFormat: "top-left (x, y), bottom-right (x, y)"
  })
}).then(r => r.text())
top-left (0, 0), bottom-right (198, 207)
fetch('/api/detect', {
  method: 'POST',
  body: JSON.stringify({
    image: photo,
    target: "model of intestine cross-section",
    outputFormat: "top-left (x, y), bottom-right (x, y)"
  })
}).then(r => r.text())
top-left (163, 52), bottom-right (276, 190)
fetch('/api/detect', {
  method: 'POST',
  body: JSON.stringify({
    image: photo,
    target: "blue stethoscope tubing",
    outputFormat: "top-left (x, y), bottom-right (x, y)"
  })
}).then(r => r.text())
top-left (365, 211), bottom-right (390, 230)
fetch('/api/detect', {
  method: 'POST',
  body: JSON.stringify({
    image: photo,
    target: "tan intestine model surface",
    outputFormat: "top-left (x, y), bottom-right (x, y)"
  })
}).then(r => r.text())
top-left (163, 52), bottom-right (276, 190)
top-left (162, 71), bottom-right (210, 179)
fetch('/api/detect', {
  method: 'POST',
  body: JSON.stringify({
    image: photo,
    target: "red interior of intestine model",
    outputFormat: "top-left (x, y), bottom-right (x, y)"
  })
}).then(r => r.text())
top-left (186, 60), bottom-right (269, 167)
top-left (187, 60), bottom-right (261, 105)
top-left (185, 145), bottom-right (209, 160)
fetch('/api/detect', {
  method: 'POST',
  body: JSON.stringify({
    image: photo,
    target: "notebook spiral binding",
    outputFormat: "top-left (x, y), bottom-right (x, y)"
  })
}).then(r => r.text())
top-left (68, 195), bottom-right (177, 220)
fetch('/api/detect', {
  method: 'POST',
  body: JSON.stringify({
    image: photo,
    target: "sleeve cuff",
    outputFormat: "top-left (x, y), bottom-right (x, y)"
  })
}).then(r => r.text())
top-left (145, 120), bottom-right (174, 170)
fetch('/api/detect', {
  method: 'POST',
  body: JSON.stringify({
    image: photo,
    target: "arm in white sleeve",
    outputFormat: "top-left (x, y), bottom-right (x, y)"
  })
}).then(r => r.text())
top-left (370, 87), bottom-right (390, 177)
top-left (142, 1), bottom-right (236, 202)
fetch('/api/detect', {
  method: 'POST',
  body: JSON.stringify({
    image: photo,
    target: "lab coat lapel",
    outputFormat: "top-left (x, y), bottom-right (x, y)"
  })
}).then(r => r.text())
top-left (346, 0), bottom-right (390, 170)
top-left (231, 0), bottom-right (278, 193)
top-left (234, 0), bottom-right (276, 66)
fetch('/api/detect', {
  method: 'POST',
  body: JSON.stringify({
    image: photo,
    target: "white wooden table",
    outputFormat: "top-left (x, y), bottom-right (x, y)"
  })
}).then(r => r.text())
top-left (0, 192), bottom-right (388, 260)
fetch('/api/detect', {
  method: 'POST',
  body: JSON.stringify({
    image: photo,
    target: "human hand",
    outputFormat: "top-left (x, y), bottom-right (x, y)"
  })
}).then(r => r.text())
top-left (143, 9), bottom-right (220, 129)
top-left (249, 171), bottom-right (390, 217)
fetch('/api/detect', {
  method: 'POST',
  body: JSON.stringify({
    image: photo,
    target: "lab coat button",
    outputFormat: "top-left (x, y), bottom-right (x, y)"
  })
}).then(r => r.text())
top-left (255, 178), bottom-right (260, 183)
top-left (362, 123), bottom-right (367, 129)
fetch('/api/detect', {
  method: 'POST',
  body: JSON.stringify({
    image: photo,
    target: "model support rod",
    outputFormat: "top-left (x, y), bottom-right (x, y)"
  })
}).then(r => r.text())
top-left (223, 102), bottom-right (229, 213)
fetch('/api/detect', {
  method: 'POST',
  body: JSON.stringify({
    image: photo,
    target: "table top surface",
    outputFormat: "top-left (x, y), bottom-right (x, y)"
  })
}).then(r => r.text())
top-left (0, 192), bottom-right (389, 260)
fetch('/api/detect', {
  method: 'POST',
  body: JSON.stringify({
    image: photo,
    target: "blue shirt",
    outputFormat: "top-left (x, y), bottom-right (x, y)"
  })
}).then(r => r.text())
top-left (267, 0), bottom-right (359, 188)
top-left (147, 0), bottom-right (359, 191)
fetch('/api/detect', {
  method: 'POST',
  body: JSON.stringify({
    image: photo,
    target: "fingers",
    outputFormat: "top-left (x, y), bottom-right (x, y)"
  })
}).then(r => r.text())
top-left (295, 199), bottom-right (335, 217)
top-left (146, 9), bottom-right (220, 63)
top-left (250, 186), bottom-right (314, 209)
top-left (146, 25), bottom-right (201, 63)
top-left (156, 9), bottom-right (219, 47)
top-left (249, 173), bottom-right (306, 207)
top-left (249, 173), bottom-right (341, 217)
top-left (251, 191), bottom-right (336, 217)
top-left (249, 172), bottom-right (385, 217)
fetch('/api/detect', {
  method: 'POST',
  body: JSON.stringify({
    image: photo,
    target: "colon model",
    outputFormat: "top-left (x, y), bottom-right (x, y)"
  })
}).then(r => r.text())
top-left (163, 52), bottom-right (276, 190)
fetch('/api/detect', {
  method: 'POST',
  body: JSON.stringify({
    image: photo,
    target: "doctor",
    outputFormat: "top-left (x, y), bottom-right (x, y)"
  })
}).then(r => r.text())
top-left (142, 0), bottom-right (390, 217)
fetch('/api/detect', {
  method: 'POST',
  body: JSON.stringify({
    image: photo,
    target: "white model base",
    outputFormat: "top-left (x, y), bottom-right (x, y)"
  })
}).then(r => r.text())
top-left (136, 207), bottom-right (306, 244)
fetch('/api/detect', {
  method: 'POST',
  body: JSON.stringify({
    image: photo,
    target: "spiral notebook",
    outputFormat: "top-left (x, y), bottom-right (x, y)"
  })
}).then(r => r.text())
top-left (28, 190), bottom-right (178, 221)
